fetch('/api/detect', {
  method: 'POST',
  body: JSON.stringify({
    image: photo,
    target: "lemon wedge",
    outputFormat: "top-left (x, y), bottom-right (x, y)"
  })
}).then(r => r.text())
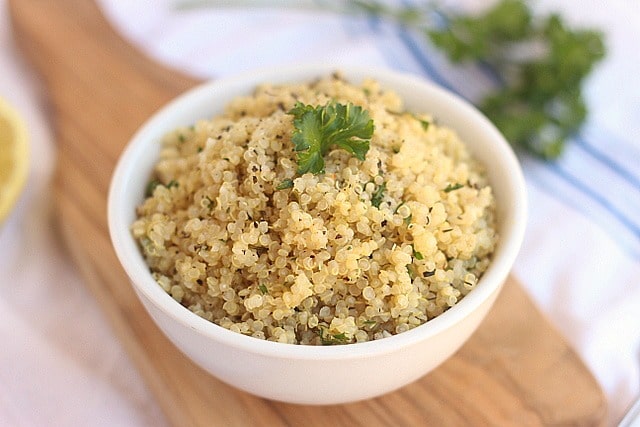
top-left (0, 97), bottom-right (29, 224)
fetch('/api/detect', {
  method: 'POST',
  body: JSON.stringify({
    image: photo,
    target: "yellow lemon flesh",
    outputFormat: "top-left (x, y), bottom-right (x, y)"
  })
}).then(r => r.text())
top-left (0, 97), bottom-right (29, 224)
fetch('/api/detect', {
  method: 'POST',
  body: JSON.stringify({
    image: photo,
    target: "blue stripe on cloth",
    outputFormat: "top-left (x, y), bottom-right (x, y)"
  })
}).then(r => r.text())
top-left (477, 60), bottom-right (505, 86)
top-left (574, 133), bottom-right (640, 192)
top-left (546, 163), bottom-right (640, 240)
top-left (394, 28), bottom-right (459, 95)
top-left (588, 121), bottom-right (640, 158)
top-left (522, 158), bottom-right (640, 258)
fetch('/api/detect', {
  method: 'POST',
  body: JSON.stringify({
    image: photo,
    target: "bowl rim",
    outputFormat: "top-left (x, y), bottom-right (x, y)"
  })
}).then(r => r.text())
top-left (108, 63), bottom-right (527, 360)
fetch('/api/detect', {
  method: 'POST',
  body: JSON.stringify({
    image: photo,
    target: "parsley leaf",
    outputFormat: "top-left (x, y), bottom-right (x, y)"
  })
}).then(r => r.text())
top-left (288, 101), bottom-right (374, 174)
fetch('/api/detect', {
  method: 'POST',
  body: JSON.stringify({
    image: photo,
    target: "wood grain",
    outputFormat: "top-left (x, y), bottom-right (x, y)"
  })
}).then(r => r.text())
top-left (8, 0), bottom-right (607, 425)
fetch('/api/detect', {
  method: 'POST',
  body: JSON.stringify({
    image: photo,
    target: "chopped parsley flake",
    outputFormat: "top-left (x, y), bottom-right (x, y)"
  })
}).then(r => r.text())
top-left (276, 178), bottom-right (294, 190)
top-left (317, 327), bottom-right (349, 345)
top-left (413, 114), bottom-right (430, 130)
top-left (371, 181), bottom-right (386, 208)
top-left (444, 183), bottom-right (464, 192)
top-left (145, 179), bottom-right (161, 197)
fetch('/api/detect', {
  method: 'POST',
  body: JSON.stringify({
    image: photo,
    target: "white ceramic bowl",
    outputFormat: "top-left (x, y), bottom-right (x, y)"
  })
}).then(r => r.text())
top-left (108, 64), bottom-right (526, 405)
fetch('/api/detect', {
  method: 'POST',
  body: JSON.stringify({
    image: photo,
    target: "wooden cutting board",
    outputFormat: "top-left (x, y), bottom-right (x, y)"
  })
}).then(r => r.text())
top-left (8, 1), bottom-right (607, 425)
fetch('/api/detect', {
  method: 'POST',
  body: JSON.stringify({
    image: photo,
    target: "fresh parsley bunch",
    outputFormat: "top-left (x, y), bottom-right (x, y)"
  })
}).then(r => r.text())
top-left (426, 0), bottom-right (606, 158)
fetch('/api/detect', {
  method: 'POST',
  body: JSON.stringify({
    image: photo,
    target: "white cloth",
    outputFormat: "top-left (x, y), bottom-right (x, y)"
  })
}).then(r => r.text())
top-left (1, 0), bottom-right (638, 425)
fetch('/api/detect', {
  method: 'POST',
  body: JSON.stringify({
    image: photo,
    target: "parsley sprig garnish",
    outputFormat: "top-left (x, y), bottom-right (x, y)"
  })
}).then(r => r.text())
top-left (288, 101), bottom-right (374, 175)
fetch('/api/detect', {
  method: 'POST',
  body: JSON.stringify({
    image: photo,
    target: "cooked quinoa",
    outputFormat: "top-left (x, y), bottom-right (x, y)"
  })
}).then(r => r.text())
top-left (132, 73), bottom-right (497, 345)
